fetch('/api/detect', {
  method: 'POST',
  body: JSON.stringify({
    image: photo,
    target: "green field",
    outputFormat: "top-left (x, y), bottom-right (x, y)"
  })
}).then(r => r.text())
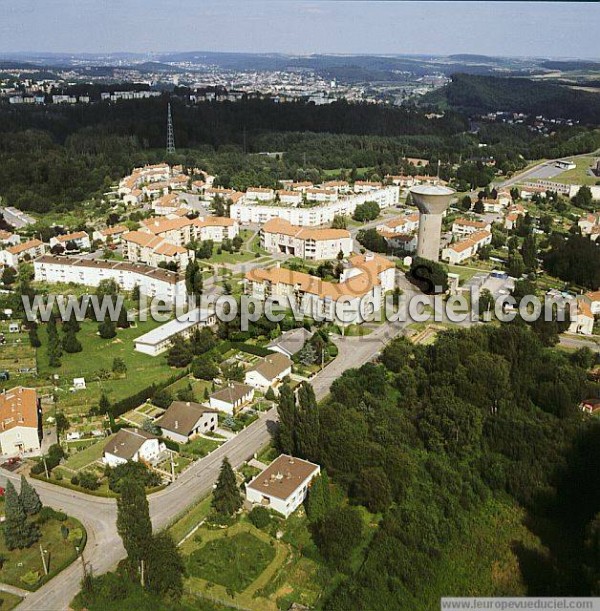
top-left (0, 515), bottom-right (85, 591)
top-left (36, 318), bottom-right (177, 416)
top-left (0, 322), bottom-right (37, 378)
top-left (63, 435), bottom-right (113, 471)
top-left (551, 156), bottom-right (600, 185)
top-left (0, 591), bottom-right (22, 610)
top-left (187, 531), bottom-right (276, 593)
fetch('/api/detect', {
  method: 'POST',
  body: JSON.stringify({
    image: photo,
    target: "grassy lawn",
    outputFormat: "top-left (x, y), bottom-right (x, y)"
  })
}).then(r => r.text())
top-left (0, 322), bottom-right (36, 379)
top-left (168, 496), bottom-right (213, 544)
top-left (187, 530), bottom-right (275, 593)
top-left (36, 319), bottom-right (177, 416)
top-left (551, 156), bottom-right (600, 186)
top-left (179, 436), bottom-right (222, 459)
top-left (0, 591), bottom-right (22, 610)
top-left (0, 515), bottom-right (85, 591)
top-left (63, 435), bottom-right (112, 471)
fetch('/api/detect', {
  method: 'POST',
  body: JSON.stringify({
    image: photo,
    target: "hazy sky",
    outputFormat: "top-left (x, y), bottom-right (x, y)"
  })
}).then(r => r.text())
top-left (0, 1), bottom-right (598, 59)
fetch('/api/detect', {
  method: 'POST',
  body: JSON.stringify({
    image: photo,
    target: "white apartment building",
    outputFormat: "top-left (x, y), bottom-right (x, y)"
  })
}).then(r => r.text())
top-left (50, 231), bottom-right (91, 250)
top-left (122, 231), bottom-right (194, 269)
top-left (451, 218), bottom-right (492, 237)
top-left (0, 239), bottom-right (46, 268)
top-left (276, 190), bottom-right (303, 206)
top-left (246, 187), bottom-right (275, 201)
top-left (261, 218), bottom-right (353, 260)
top-left (230, 186), bottom-right (399, 226)
top-left (152, 192), bottom-right (182, 216)
top-left (245, 253), bottom-right (395, 326)
top-left (0, 387), bottom-right (42, 457)
top-left (441, 230), bottom-right (492, 265)
top-left (305, 188), bottom-right (338, 203)
top-left (93, 225), bottom-right (129, 244)
top-left (139, 216), bottom-right (239, 246)
top-left (0, 230), bottom-right (21, 247)
top-left (34, 255), bottom-right (188, 302)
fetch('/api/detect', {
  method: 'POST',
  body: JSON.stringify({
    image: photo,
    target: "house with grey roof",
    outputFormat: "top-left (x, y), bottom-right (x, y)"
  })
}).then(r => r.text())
top-left (267, 328), bottom-right (313, 359)
top-left (155, 400), bottom-right (218, 444)
top-left (209, 382), bottom-right (254, 415)
top-left (244, 353), bottom-right (293, 394)
top-left (102, 428), bottom-right (164, 467)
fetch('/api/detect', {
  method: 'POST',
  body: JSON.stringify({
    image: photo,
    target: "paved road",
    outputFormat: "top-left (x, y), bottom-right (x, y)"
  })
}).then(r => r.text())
top-left (559, 334), bottom-right (600, 352)
top-left (2, 311), bottom-right (412, 610)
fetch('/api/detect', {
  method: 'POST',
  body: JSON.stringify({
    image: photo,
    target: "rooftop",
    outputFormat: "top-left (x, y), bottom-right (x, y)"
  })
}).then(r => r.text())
top-left (134, 309), bottom-right (214, 347)
top-left (0, 387), bottom-right (39, 432)
top-left (156, 401), bottom-right (217, 435)
top-left (247, 454), bottom-right (320, 500)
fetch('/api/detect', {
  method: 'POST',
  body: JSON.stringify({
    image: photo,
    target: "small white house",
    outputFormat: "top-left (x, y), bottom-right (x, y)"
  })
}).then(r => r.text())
top-left (246, 454), bottom-right (321, 518)
top-left (209, 382), bottom-right (254, 415)
top-left (73, 377), bottom-right (86, 390)
top-left (102, 428), bottom-right (164, 467)
top-left (155, 401), bottom-right (218, 444)
top-left (244, 353), bottom-right (293, 393)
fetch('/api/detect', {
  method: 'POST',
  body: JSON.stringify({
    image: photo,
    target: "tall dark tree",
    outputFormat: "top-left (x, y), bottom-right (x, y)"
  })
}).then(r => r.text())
top-left (212, 457), bottom-right (242, 517)
top-left (3, 480), bottom-right (39, 550)
top-left (276, 383), bottom-right (296, 455)
top-left (145, 532), bottom-right (184, 598)
top-left (116, 478), bottom-right (152, 575)
top-left (295, 382), bottom-right (320, 463)
top-left (19, 475), bottom-right (42, 515)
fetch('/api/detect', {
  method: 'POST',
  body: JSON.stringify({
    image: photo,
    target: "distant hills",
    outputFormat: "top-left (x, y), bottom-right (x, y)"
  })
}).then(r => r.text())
top-left (422, 73), bottom-right (600, 124)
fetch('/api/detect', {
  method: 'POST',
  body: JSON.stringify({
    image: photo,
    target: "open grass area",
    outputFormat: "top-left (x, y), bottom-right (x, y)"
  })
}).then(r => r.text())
top-left (0, 514), bottom-right (85, 591)
top-left (168, 495), bottom-right (213, 544)
top-left (63, 435), bottom-right (112, 471)
top-left (551, 156), bottom-right (600, 186)
top-left (36, 318), bottom-right (177, 416)
top-left (0, 322), bottom-right (36, 379)
top-left (0, 591), bottom-right (22, 610)
top-left (187, 530), bottom-right (276, 593)
top-left (179, 436), bottom-right (222, 459)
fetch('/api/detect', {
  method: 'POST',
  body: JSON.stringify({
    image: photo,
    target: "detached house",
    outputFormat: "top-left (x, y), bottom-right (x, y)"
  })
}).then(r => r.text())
top-left (246, 454), bottom-right (320, 518)
top-left (245, 353), bottom-right (293, 394)
top-left (209, 382), bottom-right (255, 415)
top-left (156, 401), bottom-right (218, 444)
top-left (102, 428), bottom-right (164, 467)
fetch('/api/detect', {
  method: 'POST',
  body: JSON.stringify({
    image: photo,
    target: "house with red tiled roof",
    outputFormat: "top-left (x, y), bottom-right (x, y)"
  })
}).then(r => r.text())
top-left (0, 239), bottom-right (46, 267)
top-left (441, 230), bottom-right (492, 265)
top-left (0, 387), bottom-right (42, 456)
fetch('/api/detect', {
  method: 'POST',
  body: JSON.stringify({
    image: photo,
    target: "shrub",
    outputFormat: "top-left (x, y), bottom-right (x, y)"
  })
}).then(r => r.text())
top-left (20, 571), bottom-right (40, 587)
top-left (248, 506), bottom-right (271, 529)
top-left (79, 471), bottom-right (100, 491)
top-left (37, 506), bottom-right (67, 524)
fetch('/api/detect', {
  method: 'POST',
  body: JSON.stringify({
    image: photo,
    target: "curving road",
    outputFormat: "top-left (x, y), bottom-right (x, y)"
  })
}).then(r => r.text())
top-left (1, 312), bottom-right (412, 610)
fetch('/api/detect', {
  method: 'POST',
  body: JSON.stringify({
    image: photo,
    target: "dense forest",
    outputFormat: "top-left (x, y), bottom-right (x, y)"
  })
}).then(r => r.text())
top-left (425, 73), bottom-right (600, 124)
top-left (275, 324), bottom-right (600, 608)
top-left (1, 95), bottom-right (600, 213)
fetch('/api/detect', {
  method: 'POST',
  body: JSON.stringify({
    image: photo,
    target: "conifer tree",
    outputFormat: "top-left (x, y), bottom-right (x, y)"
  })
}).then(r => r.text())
top-left (212, 457), bottom-right (242, 517)
top-left (295, 382), bottom-right (320, 462)
top-left (3, 480), bottom-right (39, 550)
top-left (98, 318), bottom-right (116, 339)
top-left (306, 470), bottom-right (331, 523)
top-left (116, 478), bottom-right (152, 576)
top-left (19, 475), bottom-right (42, 515)
top-left (276, 383), bottom-right (296, 455)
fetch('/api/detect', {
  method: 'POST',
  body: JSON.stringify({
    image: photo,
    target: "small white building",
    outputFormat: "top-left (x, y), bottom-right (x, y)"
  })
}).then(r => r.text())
top-left (155, 401), bottom-right (218, 444)
top-left (102, 428), bottom-right (164, 467)
top-left (209, 382), bottom-right (255, 415)
top-left (246, 454), bottom-right (321, 518)
top-left (134, 309), bottom-right (216, 356)
top-left (244, 353), bottom-right (293, 393)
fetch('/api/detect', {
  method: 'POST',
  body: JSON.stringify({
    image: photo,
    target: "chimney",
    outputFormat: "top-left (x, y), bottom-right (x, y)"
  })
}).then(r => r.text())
top-left (174, 420), bottom-right (178, 430)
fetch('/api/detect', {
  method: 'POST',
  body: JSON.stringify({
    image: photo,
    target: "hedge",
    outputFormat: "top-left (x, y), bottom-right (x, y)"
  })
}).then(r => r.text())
top-left (108, 367), bottom-right (190, 418)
